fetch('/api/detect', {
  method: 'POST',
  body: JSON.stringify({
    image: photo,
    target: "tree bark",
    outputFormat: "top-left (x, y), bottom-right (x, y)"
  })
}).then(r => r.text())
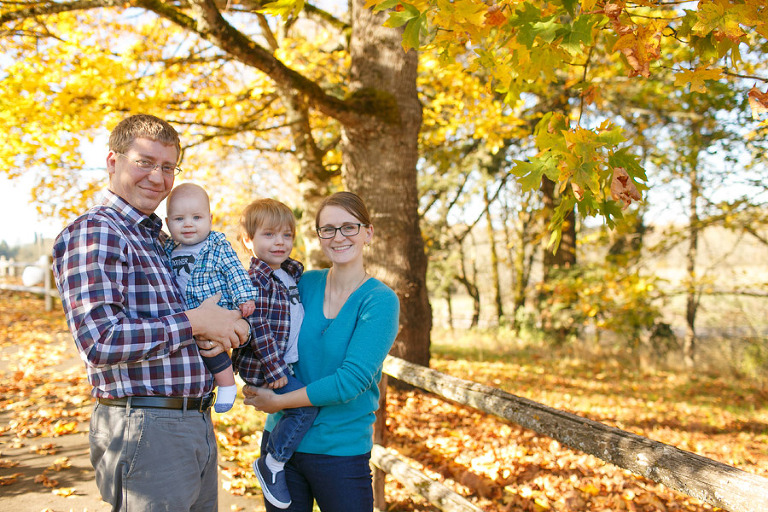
top-left (342, 0), bottom-right (431, 366)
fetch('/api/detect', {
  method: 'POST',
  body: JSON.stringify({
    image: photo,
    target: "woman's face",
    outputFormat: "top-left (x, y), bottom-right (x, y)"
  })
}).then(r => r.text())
top-left (317, 205), bottom-right (372, 267)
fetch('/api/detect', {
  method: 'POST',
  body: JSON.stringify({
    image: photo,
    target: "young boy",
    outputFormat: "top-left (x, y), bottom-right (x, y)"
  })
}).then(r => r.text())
top-left (234, 198), bottom-right (318, 510)
top-left (165, 183), bottom-right (256, 413)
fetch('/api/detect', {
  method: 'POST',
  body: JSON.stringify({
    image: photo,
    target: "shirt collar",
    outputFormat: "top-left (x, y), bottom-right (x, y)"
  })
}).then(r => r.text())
top-left (102, 189), bottom-right (164, 234)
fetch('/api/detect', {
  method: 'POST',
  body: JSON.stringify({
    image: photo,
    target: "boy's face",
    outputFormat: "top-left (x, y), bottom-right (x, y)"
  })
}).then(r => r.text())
top-left (166, 193), bottom-right (212, 246)
top-left (245, 224), bottom-right (295, 270)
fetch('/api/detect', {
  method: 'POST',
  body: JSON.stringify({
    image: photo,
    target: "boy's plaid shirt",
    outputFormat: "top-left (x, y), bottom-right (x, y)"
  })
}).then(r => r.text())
top-left (233, 257), bottom-right (303, 386)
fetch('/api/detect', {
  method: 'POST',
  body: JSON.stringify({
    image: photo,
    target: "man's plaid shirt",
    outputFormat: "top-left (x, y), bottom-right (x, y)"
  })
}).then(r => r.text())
top-left (164, 231), bottom-right (257, 310)
top-left (52, 190), bottom-right (212, 399)
top-left (232, 257), bottom-right (303, 386)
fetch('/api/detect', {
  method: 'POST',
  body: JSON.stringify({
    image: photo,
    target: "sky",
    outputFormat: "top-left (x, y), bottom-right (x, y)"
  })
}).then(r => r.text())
top-left (0, 173), bottom-right (66, 247)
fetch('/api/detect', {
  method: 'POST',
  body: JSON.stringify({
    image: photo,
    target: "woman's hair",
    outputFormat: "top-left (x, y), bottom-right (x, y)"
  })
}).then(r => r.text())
top-left (108, 114), bottom-right (181, 161)
top-left (241, 198), bottom-right (297, 239)
top-left (315, 191), bottom-right (372, 228)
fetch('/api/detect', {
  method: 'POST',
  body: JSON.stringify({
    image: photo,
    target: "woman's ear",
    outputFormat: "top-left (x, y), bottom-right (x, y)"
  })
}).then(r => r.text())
top-left (365, 225), bottom-right (374, 245)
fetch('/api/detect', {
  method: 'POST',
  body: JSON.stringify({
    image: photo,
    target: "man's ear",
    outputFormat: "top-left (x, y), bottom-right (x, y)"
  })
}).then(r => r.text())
top-left (106, 151), bottom-right (118, 176)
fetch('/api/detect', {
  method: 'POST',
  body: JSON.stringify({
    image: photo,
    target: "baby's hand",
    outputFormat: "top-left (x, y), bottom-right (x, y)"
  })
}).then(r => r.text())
top-left (268, 376), bottom-right (288, 389)
top-left (239, 300), bottom-right (256, 317)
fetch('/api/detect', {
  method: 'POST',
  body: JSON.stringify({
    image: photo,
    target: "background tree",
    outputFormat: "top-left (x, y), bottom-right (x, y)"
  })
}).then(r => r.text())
top-left (0, 0), bottom-right (432, 365)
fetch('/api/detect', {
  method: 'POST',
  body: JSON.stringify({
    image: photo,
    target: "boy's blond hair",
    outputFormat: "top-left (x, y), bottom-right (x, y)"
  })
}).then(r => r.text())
top-left (241, 198), bottom-right (296, 239)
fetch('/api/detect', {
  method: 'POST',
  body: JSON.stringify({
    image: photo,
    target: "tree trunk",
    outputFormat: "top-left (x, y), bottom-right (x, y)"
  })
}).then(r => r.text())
top-left (484, 186), bottom-right (503, 323)
top-left (456, 238), bottom-right (480, 328)
top-left (342, 0), bottom-right (431, 366)
top-left (684, 132), bottom-right (701, 368)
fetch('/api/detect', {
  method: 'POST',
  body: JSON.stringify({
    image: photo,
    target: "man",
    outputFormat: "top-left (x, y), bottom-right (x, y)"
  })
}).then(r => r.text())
top-left (53, 114), bottom-right (249, 511)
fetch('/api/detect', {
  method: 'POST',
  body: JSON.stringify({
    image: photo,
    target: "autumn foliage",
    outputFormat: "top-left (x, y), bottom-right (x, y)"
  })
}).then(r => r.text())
top-left (1, 290), bottom-right (767, 510)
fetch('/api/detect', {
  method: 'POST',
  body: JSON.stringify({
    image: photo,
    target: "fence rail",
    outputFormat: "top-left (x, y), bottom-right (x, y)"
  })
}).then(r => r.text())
top-left (0, 255), bottom-right (57, 311)
top-left (373, 356), bottom-right (768, 512)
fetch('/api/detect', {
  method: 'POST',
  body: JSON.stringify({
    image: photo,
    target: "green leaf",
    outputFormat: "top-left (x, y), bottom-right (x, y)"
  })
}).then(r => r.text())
top-left (609, 148), bottom-right (646, 182)
top-left (370, 0), bottom-right (402, 12)
top-left (558, 15), bottom-right (596, 55)
top-left (402, 15), bottom-right (425, 51)
top-left (384, 3), bottom-right (421, 29)
top-left (511, 152), bottom-right (557, 191)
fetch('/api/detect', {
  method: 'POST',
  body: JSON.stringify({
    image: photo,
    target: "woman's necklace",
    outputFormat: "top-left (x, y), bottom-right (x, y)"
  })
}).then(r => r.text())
top-left (327, 268), bottom-right (368, 319)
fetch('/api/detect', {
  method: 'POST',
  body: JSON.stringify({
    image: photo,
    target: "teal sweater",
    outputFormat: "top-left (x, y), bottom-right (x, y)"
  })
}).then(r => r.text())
top-left (264, 269), bottom-right (400, 456)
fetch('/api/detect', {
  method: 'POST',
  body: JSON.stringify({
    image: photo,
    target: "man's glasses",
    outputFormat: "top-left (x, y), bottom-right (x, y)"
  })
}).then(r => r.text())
top-left (316, 223), bottom-right (367, 239)
top-left (116, 152), bottom-right (182, 176)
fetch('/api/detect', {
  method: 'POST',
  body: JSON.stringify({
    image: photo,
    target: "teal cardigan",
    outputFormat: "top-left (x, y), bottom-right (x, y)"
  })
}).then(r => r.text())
top-left (264, 269), bottom-right (400, 456)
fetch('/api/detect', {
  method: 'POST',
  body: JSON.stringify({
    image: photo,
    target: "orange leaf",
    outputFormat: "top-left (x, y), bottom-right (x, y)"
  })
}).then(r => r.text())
top-left (0, 473), bottom-right (23, 485)
top-left (748, 86), bottom-right (768, 119)
top-left (485, 5), bottom-right (507, 27)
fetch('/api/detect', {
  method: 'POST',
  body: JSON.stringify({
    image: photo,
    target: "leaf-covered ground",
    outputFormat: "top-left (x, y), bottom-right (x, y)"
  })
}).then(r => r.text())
top-left (1, 291), bottom-right (766, 511)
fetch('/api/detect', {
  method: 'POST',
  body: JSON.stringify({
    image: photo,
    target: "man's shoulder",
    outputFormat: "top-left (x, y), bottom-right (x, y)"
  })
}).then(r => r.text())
top-left (58, 205), bottom-right (123, 237)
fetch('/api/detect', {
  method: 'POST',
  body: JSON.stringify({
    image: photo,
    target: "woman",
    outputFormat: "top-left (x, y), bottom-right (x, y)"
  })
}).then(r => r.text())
top-left (243, 191), bottom-right (400, 511)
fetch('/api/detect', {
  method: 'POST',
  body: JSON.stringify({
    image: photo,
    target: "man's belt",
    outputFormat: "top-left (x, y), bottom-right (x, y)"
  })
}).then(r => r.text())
top-left (97, 393), bottom-right (215, 412)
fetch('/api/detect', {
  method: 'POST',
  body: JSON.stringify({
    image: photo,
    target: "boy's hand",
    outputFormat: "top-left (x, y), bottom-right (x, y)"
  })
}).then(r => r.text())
top-left (239, 299), bottom-right (256, 317)
top-left (268, 376), bottom-right (288, 389)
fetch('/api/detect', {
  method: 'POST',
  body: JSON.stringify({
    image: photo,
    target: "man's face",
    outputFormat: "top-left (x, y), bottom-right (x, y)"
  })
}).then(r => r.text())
top-left (107, 137), bottom-right (178, 216)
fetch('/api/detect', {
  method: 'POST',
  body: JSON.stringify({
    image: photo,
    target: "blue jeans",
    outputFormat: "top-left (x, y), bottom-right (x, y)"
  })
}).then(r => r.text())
top-left (265, 373), bottom-right (318, 463)
top-left (260, 431), bottom-right (373, 512)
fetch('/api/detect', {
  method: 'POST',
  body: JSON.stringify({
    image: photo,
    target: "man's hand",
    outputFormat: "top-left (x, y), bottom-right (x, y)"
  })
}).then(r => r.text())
top-left (186, 294), bottom-right (249, 350)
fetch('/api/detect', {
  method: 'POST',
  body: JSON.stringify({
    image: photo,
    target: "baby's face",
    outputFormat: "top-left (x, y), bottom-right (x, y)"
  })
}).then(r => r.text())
top-left (166, 194), bottom-right (212, 246)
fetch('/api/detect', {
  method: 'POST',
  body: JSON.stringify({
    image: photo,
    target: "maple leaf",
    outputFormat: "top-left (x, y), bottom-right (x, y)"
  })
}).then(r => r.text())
top-left (674, 66), bottom-right (723, 94)
top-left (610, 167), bottom-right (641, 209)
top-left (484, 4), bottom-right (507, 27)
top-left (747, 86), bottom-right (768, 119)
top-left (52, 487), bottom-right (77, 497)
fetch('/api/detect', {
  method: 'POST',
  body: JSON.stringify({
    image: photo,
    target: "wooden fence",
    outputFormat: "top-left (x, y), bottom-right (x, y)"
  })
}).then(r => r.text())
top-left (372, 356), bottom-right (768, 512)
top-left (0, 255), bottom-right (57, 311)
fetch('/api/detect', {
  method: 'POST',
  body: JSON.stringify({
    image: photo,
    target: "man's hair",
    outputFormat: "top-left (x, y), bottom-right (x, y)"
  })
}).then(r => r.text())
top-left (241, 198), bottom-right (297, 239)
top-left (108, 114), bottom-right (181, 161)
top-left (315, 191), bottom-right (372, 228)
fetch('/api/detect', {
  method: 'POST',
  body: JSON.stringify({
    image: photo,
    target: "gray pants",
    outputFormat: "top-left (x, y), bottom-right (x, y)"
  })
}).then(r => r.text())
top-left (89, 402), bottom-right (219, 511)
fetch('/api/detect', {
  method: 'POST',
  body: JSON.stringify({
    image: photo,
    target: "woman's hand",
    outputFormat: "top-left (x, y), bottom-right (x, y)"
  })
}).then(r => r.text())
top-left (242, 384), bottom-right (283, 413)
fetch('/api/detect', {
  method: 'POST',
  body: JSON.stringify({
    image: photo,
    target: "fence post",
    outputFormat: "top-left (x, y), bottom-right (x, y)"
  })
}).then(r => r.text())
top-left (373, 374), bottom-right (388, 511)
top-left (0, 256), bottom-right (6, 278)
top-left (44, 254), bottom-right (53, 312)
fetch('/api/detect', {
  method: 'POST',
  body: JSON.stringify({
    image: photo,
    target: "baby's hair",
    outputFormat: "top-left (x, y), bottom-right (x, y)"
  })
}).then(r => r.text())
top-left (166, 183), bottom-right (210, 215)
top-left (241, 198), bottom-right (297, 239)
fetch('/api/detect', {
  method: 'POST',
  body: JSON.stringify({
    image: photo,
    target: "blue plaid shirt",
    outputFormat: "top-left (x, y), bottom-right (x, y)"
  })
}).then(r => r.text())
top-left (52, 190), bottom-right (211, 399)
top-left (165, 231), bottom-right (257, 310)
top-left (232, 257), bottom-right (303, 386)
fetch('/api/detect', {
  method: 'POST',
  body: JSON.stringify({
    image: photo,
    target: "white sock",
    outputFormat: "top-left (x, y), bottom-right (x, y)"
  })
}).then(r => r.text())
top-left (214, 385), bottom-right (237, 413)
top-left (265, 452), bottom-right (285, 473)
